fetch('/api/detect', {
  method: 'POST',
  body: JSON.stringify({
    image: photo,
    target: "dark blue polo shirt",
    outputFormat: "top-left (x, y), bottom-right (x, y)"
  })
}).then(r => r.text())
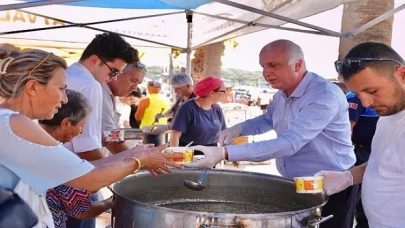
top-left (171, 99), bottom-right (226, 146)
top-left (346, 92), bottom-right (379, 145)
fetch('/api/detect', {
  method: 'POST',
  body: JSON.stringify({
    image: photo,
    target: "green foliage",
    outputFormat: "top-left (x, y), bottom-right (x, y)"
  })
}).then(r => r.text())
top-left (221, 68), bottom-right (262, 86)
top-left (145, 65), bottom-right (262, 86)
top-left (145, 65), bottom-right (166, 80)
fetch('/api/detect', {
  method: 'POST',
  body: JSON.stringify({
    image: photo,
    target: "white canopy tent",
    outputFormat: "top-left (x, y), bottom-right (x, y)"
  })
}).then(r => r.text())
top-left (0, 0), bottom-right (404, 75)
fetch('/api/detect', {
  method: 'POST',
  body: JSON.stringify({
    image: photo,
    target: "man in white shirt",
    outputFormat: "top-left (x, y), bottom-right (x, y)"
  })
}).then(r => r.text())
top-left (316, 42), bottom-right (405, 228)
top-left (65, 32), bottom-right (136, 228)
top-left (101, 61), bottom-right (146, 154)
top-left (66, 32), bottom-right (136, 161)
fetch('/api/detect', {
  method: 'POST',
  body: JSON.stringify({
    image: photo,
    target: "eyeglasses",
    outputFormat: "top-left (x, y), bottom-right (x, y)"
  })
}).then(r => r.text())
top-left (99, 58), bottom-right (122, 78)
top-left (334, 58), bottom-right (402, 74)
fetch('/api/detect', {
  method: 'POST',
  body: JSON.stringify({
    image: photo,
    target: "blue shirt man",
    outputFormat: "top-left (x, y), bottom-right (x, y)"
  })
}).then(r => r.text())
top-left (227, 72), bottom-right (356, 178)
top-left (189, 40), bottom-right (358, 228)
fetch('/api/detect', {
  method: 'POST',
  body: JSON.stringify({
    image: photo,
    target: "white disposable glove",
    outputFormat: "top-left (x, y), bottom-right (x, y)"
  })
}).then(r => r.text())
top-left (151, 124), bottom-right (169, 135)
top-left (218, 124), bottom-right (242, 146)
top-left (184, 146), bottom-right (225, 168)
top-left (314, 170), bottom-right (353, 196)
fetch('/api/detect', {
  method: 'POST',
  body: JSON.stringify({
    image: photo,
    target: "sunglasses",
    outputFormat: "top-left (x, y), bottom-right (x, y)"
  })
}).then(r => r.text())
top-left (334, 58), bottom-right (402, 74)
top-left (100, 58), bottom-right (122, 78)
top-left (134, 61), bottom-right (147, 73)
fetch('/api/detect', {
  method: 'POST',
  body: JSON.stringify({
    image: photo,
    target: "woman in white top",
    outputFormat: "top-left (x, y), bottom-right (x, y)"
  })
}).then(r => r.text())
top-left (0, 44), bottom-right (182, 228)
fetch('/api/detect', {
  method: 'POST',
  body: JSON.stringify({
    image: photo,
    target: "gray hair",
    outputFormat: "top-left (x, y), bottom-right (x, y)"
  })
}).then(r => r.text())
top-left (261, 40), bottom-right (305, 66)
top-left (130, 61), bottom-right (147, 74)
top-left (38, 89), bottom-right (91, 127)
top-left (171, 73), bottom-right (193, 88)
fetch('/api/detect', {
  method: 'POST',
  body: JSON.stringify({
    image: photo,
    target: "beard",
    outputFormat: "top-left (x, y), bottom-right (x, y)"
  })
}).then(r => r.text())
top-left (374, 82), bottom-right (405, 116)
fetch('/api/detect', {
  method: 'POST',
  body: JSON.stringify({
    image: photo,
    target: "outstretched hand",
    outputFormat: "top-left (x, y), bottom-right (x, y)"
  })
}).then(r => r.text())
top-left (138, 144), bottom-right (184, 176)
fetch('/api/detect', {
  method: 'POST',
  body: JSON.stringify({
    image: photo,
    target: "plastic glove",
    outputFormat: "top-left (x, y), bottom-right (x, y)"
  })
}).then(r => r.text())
top-left (218, 124), bottom-right (242, 146)
top-left (151, 124), bottom-right (169, 135)
top-left (155, 113), bottom-right (165, 121)
top-left (183, 146), bottom-right (224, 168)
top-left (314, 170), bottom-right (353, 195)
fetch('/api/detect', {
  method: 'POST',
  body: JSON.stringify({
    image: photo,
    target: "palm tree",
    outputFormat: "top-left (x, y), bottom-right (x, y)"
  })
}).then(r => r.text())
top-left (339, 0), bottom-right (394, 60)
top-left (192, 39), bottom-right (238, 83)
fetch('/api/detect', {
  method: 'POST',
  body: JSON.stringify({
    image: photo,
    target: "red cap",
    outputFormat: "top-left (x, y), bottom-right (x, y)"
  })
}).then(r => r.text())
top-left (194, 76), bottom-right (223, 97)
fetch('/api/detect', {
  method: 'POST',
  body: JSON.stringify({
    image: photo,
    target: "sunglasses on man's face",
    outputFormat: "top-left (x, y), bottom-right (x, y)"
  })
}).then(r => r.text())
top-left (334, 58), bottom-right (402, 74)
top-left (100, 58), bottom-right (123, 78)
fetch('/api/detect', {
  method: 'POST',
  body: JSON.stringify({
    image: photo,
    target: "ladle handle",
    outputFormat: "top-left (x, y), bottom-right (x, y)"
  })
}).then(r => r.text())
top-left (198, 169), bottom-right (209, 183)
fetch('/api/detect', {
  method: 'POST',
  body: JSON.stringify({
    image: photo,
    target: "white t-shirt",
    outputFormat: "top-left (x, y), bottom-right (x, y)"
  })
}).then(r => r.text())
top-left (362, 110), bottom-right (405, 228)
top-left (65, 62), bottom-right (103, 153)
top-left (259, 93), bottom-right (273, 105)
top-left (116, 99), bottom-right (131, 128)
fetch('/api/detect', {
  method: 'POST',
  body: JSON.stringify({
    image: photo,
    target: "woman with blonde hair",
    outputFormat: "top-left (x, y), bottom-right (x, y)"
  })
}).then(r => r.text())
top-left (0, 44), bottom-right (182, 228)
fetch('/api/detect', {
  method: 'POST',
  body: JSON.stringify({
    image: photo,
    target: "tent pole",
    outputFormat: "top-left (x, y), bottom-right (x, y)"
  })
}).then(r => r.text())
top-left (344, 3), bottom-right (405, 37)
top-left (213, 0), bottom-right (343, 37)
top-left (185, 10), bottom-right (193, 76)
top-left (0, 0), bottom-right (82, 11)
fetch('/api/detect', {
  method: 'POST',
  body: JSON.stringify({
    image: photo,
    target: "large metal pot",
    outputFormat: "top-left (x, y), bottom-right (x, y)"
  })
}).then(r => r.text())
top-left (111, 169), bottom-right (331, 228)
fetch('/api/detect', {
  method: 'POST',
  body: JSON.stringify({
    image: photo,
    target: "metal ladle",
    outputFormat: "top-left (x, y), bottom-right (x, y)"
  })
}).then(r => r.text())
top-left (184, 168), bottom-right (208, 191)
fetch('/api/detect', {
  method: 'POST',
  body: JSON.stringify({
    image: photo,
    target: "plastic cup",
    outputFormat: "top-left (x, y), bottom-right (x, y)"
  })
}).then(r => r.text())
top-left (293, 176), bottom-right (323, 194)
top-left (165, 147), bottom-right (194, 164)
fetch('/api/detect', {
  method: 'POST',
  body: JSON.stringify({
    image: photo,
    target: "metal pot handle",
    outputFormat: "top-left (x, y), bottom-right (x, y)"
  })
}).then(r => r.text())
top-left (307, 215), bottom-right (333, 226)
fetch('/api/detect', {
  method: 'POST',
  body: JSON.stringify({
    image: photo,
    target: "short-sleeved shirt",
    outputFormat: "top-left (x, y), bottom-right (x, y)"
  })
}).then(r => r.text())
top-left (346, 92), bottom-right (379, 145)
top-left (65, 63), bottom-right (103, 153)
top-left (46, 186), bottom-right (91, 228)
top-left (170, 93), bottom-right (196, 117)
top-left (0, 109), bottom-right (94, 195)
top-left (171, 99), bottom-right (226, 146)
top-left (362, 110), bottom-right (405, 227)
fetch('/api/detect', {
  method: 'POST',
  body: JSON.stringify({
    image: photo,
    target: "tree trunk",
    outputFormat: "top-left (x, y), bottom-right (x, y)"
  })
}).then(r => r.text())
top-left (203, 42), bottom-right (223, 78)
top-left (191, 42), bottom-right (223, 84)
top-left (339, 0), bottom-right (394, 60)
top-left (191, 47), bottom-right (205, 83)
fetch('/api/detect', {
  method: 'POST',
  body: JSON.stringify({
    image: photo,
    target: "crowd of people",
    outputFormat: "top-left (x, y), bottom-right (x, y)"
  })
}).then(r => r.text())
top-left (0, 31), bottom-right (404, 228)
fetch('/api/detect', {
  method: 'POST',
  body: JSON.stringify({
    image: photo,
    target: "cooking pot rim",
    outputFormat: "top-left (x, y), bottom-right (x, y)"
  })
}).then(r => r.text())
top-left (111, 168), bottom-right (329, 218)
